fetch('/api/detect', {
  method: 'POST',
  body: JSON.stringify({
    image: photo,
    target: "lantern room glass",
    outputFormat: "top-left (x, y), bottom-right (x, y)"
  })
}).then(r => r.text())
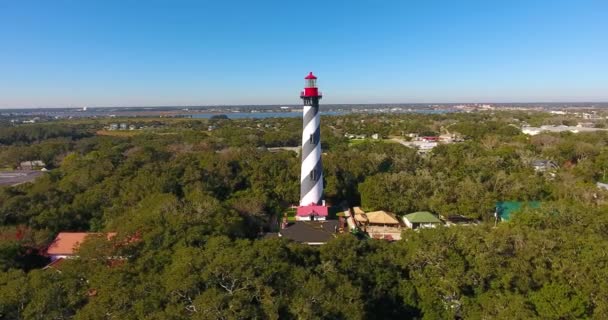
top-left (306, 78), bottom-right (317, 88)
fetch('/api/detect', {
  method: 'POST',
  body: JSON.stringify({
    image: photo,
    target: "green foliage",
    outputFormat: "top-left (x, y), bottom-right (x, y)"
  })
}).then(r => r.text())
top-left (1, 112), bottom-right (608, 319)
top-left (0, 124), bottom-right (92, 145)
top-left (531, 283), bottom-right (588, 319)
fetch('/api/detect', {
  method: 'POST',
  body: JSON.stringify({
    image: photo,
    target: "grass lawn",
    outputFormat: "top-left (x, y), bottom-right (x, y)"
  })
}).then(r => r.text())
top-left (347, 139), bottom-right (368, 147)
top-left (283, 207), bottom-right (297, 222)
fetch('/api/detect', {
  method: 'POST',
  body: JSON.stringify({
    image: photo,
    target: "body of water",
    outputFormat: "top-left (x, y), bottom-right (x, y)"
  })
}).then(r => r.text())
top-left (184, 109), bottom-right (456, 119)
top-left (185, 111), bottom-right (347, 119)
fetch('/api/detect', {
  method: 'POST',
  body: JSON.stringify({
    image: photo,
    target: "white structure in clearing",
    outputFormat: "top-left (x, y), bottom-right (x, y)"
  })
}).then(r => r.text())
top-left (522, 125), bottom-right (608, 136)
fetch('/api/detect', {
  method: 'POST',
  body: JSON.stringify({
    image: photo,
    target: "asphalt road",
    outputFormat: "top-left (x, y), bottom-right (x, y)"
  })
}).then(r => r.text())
top-left (0, 170), bottom-right (44, 186)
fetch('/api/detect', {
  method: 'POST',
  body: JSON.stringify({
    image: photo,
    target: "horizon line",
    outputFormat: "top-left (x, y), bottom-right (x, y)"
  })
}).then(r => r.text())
top-left (2, 101), bottom-right (608, 110)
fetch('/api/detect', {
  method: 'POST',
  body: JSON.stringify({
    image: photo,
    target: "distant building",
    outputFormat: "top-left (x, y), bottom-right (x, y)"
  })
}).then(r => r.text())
top-left (421, 136), bottom-right (440, 142)
top-left (522, 125), bottom-right (608, 135)
top-left (345, 133), bottom-right (366, 139)
top-left (403, 211), bottom-right (442, 229)
top-left (119, 123), bottom-right (128, 130)
top-left (577, 122), bottom-right (595, 128)
top-left (352, 207), bottom-right (365, 215)
top-left (355, 210), bottom-right (402, 240)
top-left (19, 160), bottom-right (46, 170)
top-left (109, 123), bottom-right (119, 130)
top-left (441, 215), bottom-right (480, 227)
top-left (439, 134), bottom-right (453, 142)
top-left (364, 211), bottom-right (400, 226)
top-left (597, 182), bottom-right (608, 191)
top-left (46, 232), bottom-right (116, 261)
top-left (371, 133), bottom-right (380, 140)
top-left (531, 160), bottom-right (558, 173)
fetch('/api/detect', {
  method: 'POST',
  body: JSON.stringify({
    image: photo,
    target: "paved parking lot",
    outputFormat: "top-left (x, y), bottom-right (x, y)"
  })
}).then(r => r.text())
top-left (0, 170), bottom-right (44, 186)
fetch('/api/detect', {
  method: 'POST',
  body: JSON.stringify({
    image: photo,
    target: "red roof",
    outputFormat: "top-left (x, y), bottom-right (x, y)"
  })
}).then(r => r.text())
top-left (47, 232), bottom-right (116, 255)
top-left (297, 205), bottom-right (328, 217)
top-left (43, 257), bottom-right (65, 270)
top-left (305, 72), bottom-right (317, 80)
top-left (422, 136), bottom-right (439, 141)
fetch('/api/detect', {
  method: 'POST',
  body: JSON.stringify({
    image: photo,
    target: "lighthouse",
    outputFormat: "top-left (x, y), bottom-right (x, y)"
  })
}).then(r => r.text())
top-left (295, 72), bottom-right (328, 221)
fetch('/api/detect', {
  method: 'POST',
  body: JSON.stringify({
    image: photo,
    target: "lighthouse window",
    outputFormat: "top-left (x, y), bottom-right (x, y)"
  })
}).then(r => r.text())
top-left (309, 134), bottom-right (314, 144)
top-left (310, 169), bottom-right (317, 181)
top-left (306, 79), bottom-right (316, 88)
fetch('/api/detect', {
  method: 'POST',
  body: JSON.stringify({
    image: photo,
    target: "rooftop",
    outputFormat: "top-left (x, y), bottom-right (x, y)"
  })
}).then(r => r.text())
top-left (47, 232), bottom-right (116, 255)
top-left (496, 201), bottom-right (541, 221)
top-left (296, 205), bottom-right (328, 217)
top-left (353, 207), bottom-right (365, 215)
top-left (442, 215), bottom-right (480, 225)
top-left (532, 160), bottom-right (556, 166)
top-left (522, 125), bottom-right (608, 135)
top-left (304, 72), bottom-right (317, 80)
top-left (403, 211), bottom-right (441, 224)
top-left (279, 221), bottom-right (338, 244)
top-left (365, 211), bottom-right (400, 225)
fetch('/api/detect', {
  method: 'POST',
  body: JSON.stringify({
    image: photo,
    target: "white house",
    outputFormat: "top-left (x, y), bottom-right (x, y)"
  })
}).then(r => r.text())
top-left (403, 212), bottom-right (442, 229)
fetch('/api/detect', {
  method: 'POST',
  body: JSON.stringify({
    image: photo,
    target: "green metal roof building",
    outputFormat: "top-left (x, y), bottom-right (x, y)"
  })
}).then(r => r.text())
top-left (403, 211), bottom-right (442, 229)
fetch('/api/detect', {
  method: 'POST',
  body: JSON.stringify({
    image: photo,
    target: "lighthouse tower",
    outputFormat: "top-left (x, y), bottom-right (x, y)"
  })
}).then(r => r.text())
top-left (298, 72), bottom-right (325, 213)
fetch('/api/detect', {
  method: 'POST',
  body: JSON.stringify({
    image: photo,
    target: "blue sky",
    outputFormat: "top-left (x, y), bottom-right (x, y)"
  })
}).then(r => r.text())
top-left (0, 0), bottom-right (607, 107)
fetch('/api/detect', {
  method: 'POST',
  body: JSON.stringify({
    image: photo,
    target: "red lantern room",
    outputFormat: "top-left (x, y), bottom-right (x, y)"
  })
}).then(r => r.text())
top-left (305, 72), bottom-right (317, 88)
top-left (301, 72), bottom-right (322, 98)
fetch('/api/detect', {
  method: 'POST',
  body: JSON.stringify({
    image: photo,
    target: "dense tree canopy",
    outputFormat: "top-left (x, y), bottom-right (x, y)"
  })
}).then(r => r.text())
top-left (1, 111), bottom-right (608, 319)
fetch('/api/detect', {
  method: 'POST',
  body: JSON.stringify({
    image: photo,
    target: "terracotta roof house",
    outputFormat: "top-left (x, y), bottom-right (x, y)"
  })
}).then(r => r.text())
top-left (352, 207), bottom-right (368, 225)
top-left (365, 211), bottom-right (400, 225)
top-left (42, 257), bottom-right (66, 271)
top-left (353, 207), bottom-right (365, 215)
top-left (403, 212), bottom-right (442, 229)
top-left (279, 221), bottom-right (339, 245)
top-left (354, 213), bottom-right (368, 223)
top-left (358, 210), bottom-right (403, 241)
top-left (46, 232), bottom-right (116, 261)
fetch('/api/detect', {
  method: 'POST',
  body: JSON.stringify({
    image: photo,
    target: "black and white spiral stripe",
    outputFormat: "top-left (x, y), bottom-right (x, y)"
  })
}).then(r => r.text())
top-left (300, 97), bottom-right (323, 206)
